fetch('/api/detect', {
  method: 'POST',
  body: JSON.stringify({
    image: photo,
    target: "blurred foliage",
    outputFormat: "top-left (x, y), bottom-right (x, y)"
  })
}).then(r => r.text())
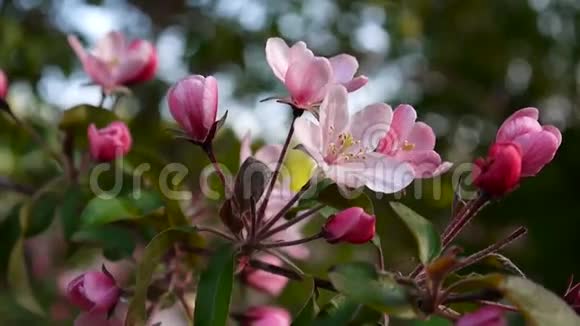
top-left (2, 0), bottom-right (580, 324)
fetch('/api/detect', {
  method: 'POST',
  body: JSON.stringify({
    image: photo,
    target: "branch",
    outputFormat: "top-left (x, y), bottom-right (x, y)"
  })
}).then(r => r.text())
top-left (248, 259), bottom-right (336, 292)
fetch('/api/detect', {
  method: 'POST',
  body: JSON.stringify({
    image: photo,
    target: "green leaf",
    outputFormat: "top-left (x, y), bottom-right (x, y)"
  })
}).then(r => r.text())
top-left (478, 253), bottom-right (526, 277)
top-left (7, 238), bottom-right (44, 316)
top-left (194, 244), bottom-right (236, 326)
top-left (72, 225), bottom-right (137, 261)
top-left (390, 202), bottom-right (441, 264)
top-left (59, 105), bottom-right (119, 147)
top-left (22, 192), bottom-right (60, 237)
top-left (314, 295), bottom-right (359, 326)
top-left (497, 276), bottom-right (580, 326)
top-left (80, 191), bottom-right (163, 227)
top-left (59, 185), bottom-right (89, 240)
top-left (328, 262), bottom-right (418, 318)
top-left (125, 227), bottom-right (202, 326)
top-left (291, 278), bottom-right (318, 326)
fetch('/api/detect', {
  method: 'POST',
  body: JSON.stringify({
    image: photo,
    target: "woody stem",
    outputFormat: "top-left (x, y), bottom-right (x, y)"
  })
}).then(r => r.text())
top-left (202, 144), bottom-right (230, 194)
top-left (260, 233), bottom-right (323, 249)
top-left (256, 110), bottom-right (300, 226)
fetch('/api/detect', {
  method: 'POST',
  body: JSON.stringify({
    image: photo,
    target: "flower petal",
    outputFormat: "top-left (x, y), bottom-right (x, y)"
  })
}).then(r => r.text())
top-left (287, 41), bottom-right (314, 64)
top-left (513, 129), bottom-right (560, 176)
top-left (543, 125), bottom-right (562, 146)
top-left (349, 103), bottom-right (392, 151)
top-left (240, 131), bottom-right (253, 165)
top-left (266, 37), bottom-right (290, 81)
top-left (82, 272), bottom-right (118, 312)
top-left (496, 116), bottom-right (542, 143)
top-left (93, 31), bottom-right (126, 63)
top-left (398, 150), bottom-right (449, 178)
top-left (284, 57), bottom-right (332, 108)
top-left (342, 75), bottom-right (368, 92)
top-left (391, 104), bottom-right (418, 144)
top-left (319, 84), bottom-right (349, 151)
top-left (244, 255), bottom-right (289, 296)
top-left (293, 118), bottom-right (323, 163)
top-left (329, 54), bottom-right (358, 83)
top-left (361, 153), bottom-right (415, 193)
top-left (407, 122), bottom-right (436, 150)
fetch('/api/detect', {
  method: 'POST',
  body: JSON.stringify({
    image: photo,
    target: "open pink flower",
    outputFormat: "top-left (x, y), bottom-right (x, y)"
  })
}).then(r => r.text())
top-left (376, 104), bottom-right (451, 178)
top-left (168, 75), bottom-right (218, 144)
top-left (241, 306), bottom-right (291, 326)
top-left (294, 85), bottom-right (415, 193)
top-left (68, 31), bottom-right (157, 93)
top-left (87, 121), bottom-right (132, 162)
top-left (265, 37), bottom-right (368, 109)
top-left (0, 69), bottom-right (8, 98)
top-left (242, 254), bottom-right (288, 296)
top-left (496, 107), bottom-right (561, 176)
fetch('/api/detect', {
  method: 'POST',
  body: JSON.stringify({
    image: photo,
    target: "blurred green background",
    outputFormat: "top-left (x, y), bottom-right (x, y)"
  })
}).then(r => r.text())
top-left (1, 0), bottom-right (579, 324)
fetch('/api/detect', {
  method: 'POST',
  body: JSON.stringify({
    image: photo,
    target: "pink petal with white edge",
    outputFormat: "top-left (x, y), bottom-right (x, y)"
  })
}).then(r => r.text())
top-left (391, 104), bottom-right (418, 143)
top-left (513, 129), bottom-right (561, 176)
top-left (342, 75), bottom-right (368, 92)
top-left (255, 145), bottom-right (283, 167)
top-left (362, 153), bottom-right (415, 193)
top-left (407, 122), bottom-right (436, 150)
top-left (240, 132), bottom-right (253, 165)
top-left (265, 38), bottom-right (290, 81)
top-left (348, 103), bottom-right (392, 151)
top-left (323, 161), bottom-right (367, 190)
top-left (287, 41), bottom-right (314, 65)
top-left (329, 54), bottom-right (358, 83)
top-left (319, 85), bottom-right (349, 150)
top-left (543, 125), bottom-right (562, 146)
top-left (293, 118), bottom-right (323, 162)
top-left (93, 31), bottom-right (126, 63)
top-left (399, 150), bottom-right (450, 178)
top-left (284, 57), bottom-right (332, 108)
top-left (496, 116), bottom-right (542, 143)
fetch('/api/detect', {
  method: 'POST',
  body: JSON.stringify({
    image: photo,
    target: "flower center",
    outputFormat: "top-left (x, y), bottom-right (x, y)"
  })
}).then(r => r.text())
top-left (402, 140), bottom-right (415, 151)
top-left (325, 131), bottom-right (368, 163)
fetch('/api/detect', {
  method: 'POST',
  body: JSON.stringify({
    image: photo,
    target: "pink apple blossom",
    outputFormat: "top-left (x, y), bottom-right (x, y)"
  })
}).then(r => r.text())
top-left (241, 306), bottom-right (291, 326)
top-left (68, 31), bottom-right (157, 93)
top-left (496, 107), bottom-right (561, 176)
top-left (0, 69), bottom-right (8, 98)
top-left (376, 104), bottom-right (451, 178)
top-left (168, 75), bottom-right (218, 143)
top-left (242, 254), bottom-right (288, 296)
top-left (564, 277), bottom-right (580, 313)
top-left (87, 121), bottom-right (132, 162)
top-left (265, 37), bottom-right (368, 109)
top-left (472, 142), bottom-right (523, 197)
top-left (456, 306), bottom-right (506, 326)
top-left (294, 85), bottom-right (415, 193)
top-left (323, 207), bottom-right (376, 244)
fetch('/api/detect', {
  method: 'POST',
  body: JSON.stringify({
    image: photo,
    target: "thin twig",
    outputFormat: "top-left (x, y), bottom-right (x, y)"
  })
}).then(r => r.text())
top-left (0, 176), bottom-right (34, 195)
top-left (176, 292), bottom-right (193, 321)
top-left (248, 259), bottom-right (336, 292)
top-left (260, 233), bottom-right (322, 249)
top-left (197, 226), bottom-right (236, 241)
top-left (262, 248), bottom-right (306, 277)
top-left (449, 227), bottom-right (527, 274)
top-left (259, 204), bottom-right (325, 240)
top-left (256, 113), bottom-right (298, 225)
top-left (202, 144), bottom-right (230, 193)
top-left (257, 179), bottom-right (312, 236)
top-left (476, 300), bottom-right (519, 312)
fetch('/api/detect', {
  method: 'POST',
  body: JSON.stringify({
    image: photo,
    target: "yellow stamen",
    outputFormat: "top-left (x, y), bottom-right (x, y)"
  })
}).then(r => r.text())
top-left (402, 140), bottom-right (415, 151)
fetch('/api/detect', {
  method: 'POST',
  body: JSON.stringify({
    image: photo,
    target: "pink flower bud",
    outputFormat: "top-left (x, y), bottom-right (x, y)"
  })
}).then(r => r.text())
top-left (472, 142), bottom-right (522, 197)
top-left (123, 39), bottom-right (158, 84)
top-left (322, 207), bottom-right (376, 244)
top-left (66, 271), bottom-right (120, 313)
top-left (241, 306), bottom-right (291, 326)
top-left (0, 69), bottom-right (8, 98)
top-left (496, 108), bottom-right (561, 177)
top-left (456, 306), bottom-right (506, 326)
top-left (167, 75), bottom-right (218, 143)
top-left (87, 121), bottom-right (132, 162)
top-left (242, 255), bottom-right (288, 296)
